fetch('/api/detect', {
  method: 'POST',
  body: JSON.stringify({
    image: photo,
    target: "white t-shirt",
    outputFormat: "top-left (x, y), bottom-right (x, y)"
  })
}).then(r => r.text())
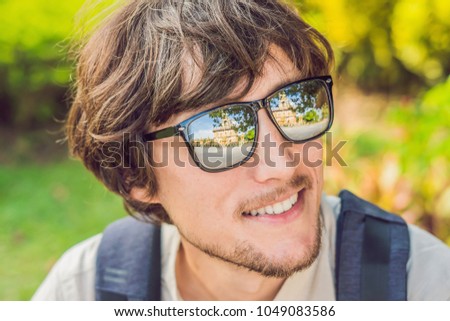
top-left (32, 195), bottom-right (450, 300)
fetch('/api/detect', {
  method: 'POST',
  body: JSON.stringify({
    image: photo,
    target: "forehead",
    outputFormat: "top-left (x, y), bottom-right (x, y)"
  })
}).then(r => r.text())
top-left (158, 47), bottom-right (301, 129)
top-left (242, 47), bottom-right (301, 101)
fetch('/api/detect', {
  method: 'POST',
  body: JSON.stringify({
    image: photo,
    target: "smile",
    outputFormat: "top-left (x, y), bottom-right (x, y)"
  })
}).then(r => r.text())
top-left (242, 192), bottom-right (299, 217)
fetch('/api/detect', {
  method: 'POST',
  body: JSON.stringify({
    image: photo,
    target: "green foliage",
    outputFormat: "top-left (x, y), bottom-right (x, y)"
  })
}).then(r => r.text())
top-left (245, 128), bottom-right (255, 141)
top-left (2, 0), bottom-right (450, 129)
top-left (0, 0), bottom-right (84, 127)
top-left (296, 0), bottom-right (450, 91)
top-left (0, 160), bottom-right (124, 300)
top-left (387, 76), bottom-right (450, 163)
top-left (352, 132), bottom-right (386, 158)
top-left (392, 0), bottom-right (450, 81)
top-left (325, 78), bottom-right (450, 243)
top-left (387, 77), bottom-right (450, 222)
top-left (303, 109), bottom-right (319, 122)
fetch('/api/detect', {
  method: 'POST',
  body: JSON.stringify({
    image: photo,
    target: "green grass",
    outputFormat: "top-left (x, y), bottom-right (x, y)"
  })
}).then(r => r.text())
top-left (0, 159), bottom-right (125, 300)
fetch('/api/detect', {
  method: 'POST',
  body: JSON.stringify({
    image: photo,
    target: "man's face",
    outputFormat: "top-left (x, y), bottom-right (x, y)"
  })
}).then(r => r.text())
top-left (148, 50), bottom-right (324, 278)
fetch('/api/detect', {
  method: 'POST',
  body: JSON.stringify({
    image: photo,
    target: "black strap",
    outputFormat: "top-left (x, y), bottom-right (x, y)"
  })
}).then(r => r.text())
top-left (98, 290), bottom-right (128, 301)
top-left (95, 217), bottom-right (161, 301)
top-left (361, 216), bottom-right (391, 300)
top-left (336, 190), bottom-right (410, 300)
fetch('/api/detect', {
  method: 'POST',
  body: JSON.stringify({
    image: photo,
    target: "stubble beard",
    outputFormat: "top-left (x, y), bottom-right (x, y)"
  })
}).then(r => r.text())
top-left (177, 210), bottom-right (322, 279)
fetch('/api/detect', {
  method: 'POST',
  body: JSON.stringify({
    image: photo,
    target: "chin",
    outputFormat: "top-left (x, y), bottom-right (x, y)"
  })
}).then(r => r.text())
top-left (236, 217), bottom-right (322, 278)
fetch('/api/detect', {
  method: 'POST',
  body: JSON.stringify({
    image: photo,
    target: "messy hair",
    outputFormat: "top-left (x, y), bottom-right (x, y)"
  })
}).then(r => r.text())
top-left (66, 0), bottom-right (334, 224)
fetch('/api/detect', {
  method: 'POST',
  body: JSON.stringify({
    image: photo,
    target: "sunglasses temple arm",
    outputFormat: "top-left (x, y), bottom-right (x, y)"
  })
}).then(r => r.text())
top-left (143, 126), bottom-right (179, 141)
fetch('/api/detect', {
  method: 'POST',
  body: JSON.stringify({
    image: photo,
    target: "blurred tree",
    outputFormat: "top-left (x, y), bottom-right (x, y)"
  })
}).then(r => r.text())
top-left (0, 0), bottom-right (85, 128)
top-left (387, 76), bottom-right (450, 236)
top-left (391, 0), bottom-right (450, 82)
top-left (295, 0), bottom-right (450, 93)
top-left (1, 0), bottom-right (449, 128)
top-left (325, 76), bottom-right (450, 243)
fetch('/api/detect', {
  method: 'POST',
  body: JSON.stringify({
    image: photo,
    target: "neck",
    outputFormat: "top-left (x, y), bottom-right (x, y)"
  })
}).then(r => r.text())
top-left (175, 238), bottom-right (286, 301)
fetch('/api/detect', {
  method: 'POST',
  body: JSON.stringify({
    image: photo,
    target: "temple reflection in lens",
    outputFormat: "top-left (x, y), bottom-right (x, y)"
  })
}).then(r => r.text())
top-left (187, 105), bottom-right (256, 169)
top-left (268, 79), bottom-right (330, 140)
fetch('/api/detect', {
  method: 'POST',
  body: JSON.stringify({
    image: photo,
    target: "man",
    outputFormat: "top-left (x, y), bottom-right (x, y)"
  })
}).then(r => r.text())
top-left (33, 0), bottom-right (450, 300)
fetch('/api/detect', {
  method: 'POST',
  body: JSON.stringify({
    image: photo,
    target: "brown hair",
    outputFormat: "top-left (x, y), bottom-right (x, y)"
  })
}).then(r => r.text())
top-left (66, 0), bottom-right (334, 224)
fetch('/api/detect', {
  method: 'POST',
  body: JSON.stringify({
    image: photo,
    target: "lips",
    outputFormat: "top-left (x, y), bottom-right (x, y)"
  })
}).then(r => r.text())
top-left (242, 191), bottom-right (299, 217)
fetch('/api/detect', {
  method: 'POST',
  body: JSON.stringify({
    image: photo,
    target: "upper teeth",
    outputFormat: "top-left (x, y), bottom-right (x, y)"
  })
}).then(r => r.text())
top-left (245, 193), bottom-right (298, 216)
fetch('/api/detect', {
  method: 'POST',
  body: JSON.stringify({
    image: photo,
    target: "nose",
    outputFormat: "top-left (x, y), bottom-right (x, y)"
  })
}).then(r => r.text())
top-left (249, 110), bottom-right (297, 183)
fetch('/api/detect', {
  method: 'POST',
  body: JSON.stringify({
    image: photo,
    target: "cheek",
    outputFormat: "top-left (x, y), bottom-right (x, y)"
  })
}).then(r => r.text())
top-left (150, 137), bottom-right (192, 168)
top-left (151, 139), bottom-right (235, 219)
top-left (297, 139), bottom-right (324, 198)
top-left (300, 139), bottom-right (323, 168)
top-left (152, 142), bottom-right (200, 198)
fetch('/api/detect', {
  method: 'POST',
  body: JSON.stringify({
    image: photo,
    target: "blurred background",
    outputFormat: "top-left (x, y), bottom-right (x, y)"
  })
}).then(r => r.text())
top-left (0, 0), bottom-right (449, 300)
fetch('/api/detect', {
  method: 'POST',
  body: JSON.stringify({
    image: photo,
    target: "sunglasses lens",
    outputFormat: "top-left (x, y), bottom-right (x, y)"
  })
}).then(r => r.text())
top-left (268, 79), bottom-right (331, 141)
top-left (186, 105), bottom-right (256, 170)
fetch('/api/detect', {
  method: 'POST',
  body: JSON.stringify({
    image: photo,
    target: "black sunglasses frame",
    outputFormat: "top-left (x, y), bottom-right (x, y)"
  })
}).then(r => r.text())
top-left (143, 75), bottom-right (334, 172)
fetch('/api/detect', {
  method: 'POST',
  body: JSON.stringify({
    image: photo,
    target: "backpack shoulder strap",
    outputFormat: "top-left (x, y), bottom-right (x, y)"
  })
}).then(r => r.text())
top-left (336, 190), bottom-right (410, 300)
top-left (95, 217), bottom-right (161, 301)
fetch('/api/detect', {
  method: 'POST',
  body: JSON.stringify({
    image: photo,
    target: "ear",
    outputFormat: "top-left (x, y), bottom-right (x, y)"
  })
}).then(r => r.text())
top-left (129, 186), bottom-right (161, 204)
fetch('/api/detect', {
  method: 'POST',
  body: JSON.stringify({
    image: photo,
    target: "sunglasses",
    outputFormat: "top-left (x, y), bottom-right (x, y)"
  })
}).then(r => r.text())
top-left (143, 75), bottom-right (334, 172)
